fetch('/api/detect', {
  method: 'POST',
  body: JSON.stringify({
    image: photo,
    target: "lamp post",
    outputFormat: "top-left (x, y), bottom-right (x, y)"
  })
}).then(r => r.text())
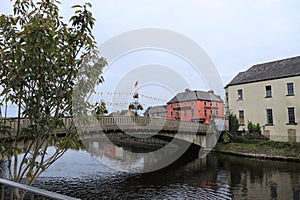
top-left (128, 81), bottom-right (143, 116)
top-left (133, 91), bottom-right (139, 116)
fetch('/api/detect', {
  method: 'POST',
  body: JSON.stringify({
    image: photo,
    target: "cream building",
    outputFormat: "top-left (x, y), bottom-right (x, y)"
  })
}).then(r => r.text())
top-left (225, 56), bottom-right (300, 142)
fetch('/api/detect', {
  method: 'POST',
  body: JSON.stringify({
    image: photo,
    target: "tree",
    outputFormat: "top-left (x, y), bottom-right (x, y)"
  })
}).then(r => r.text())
top-left (229, 113), bottom-right (239, 134)
top-left (0, 0), bottom-right (106, 198)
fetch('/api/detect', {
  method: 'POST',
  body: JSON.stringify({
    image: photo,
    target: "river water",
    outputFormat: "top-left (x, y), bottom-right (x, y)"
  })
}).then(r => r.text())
top-left (30, 145), bottom-right (300, 200)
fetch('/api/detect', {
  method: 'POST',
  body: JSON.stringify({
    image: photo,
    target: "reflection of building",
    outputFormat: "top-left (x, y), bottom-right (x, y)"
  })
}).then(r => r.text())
top-left (167, 89), bottom-right (224, 124)
top-left (225, 56), bottom-right (300, 141)
top-left (144, 105), bottom-right (167, 118)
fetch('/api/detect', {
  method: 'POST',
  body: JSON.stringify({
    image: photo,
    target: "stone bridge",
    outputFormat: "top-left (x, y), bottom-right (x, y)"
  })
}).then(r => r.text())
top-left (1, 116), bottom-right (220, 149)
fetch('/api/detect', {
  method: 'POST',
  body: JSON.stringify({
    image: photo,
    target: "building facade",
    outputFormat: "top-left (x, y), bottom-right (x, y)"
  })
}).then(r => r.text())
top-left (225, 56), bottom-right (300, 142)
top-left (167, 89), bottom-right (224, 124)
top-left (144, 105), bottom-right (167, 118)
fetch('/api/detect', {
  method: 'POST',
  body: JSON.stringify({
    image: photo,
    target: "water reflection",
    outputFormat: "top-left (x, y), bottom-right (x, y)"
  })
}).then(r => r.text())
top-left (81, 133), bottom-right (199, 173)
top-left (216, 153), bottom-right (300, 200)
top-left (29, 143), bottom-right (300, 200)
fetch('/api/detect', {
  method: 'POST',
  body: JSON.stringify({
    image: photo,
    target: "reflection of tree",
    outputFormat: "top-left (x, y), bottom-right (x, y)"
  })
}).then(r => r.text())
top-left (0, 0), bottom-right (105, 198)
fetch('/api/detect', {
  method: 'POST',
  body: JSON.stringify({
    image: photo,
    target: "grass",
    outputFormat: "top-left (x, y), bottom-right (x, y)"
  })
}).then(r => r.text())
top-left (215, 135), bottom-right (300, 160)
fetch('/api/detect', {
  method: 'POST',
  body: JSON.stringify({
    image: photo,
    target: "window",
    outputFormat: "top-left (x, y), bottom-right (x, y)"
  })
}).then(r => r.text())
top-left (216, 110), bottom-right (219, 116)
top-left (191, 109), bottom-right (194, 117)
top-left (170, 111), bottom-right (173, 117)
top-left (204, 110), bottom-right (207, 116)
top-left (239, 110), bottom-right (245, 125)
top-left (266, 109), bottom-right (273, 124)
top-left (210, 102), bottom-right (212, 106)
top-left (204, 101), bottom-right (207, 106)
top-left (266, 85), bottom-right (272, 97)
top-left (216, 102), bottom-right (218, 107)
top-left (210, 110), bottom-right (213, 115)
top-left (191, 102), bottom-right (194, 106)
top-left (288, 107), bottom-right (296, 124)
top-left (175, 112), bottom-right (180, 119)
top-left (226, 92), bottom-right (229, 103)
top-left (237, 89), bottom-right (243, 100)
top-left (287, 83), bottom-right (294, 95)
top-left (184, 110), bottom-right (187, 117)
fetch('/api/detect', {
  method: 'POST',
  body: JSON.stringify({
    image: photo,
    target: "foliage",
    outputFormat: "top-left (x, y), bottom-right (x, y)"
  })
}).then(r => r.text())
top-left (94, 101), bottom-right (108, 119)
top-left (128, 104), bottom-right (134, 110)
top-left (247, 121), bottom-right (261, 134)
top-left (232, 136), bottom-right (255, 144)
top-left (222, 132), bottom-right (231, 144)
top-left (229, 113), bottom-right (239, 133)
top-left (0, 0), bottom-right (106, 195)
top-left (137, 104), bottom-right (143, 110)
top-left (128, 103), bottom-right (143, 116)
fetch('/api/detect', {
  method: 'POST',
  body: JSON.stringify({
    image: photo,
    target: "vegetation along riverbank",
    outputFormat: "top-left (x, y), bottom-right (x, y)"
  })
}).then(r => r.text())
top-left (213, 133), bottom-right (300, 162)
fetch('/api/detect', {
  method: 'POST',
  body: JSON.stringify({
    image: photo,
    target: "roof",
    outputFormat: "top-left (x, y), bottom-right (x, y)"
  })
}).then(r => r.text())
top-left (149, 105), bottom-right (167, 110)
top-left (144, 105), bottom-right (167, 116)
top-left (226, 56), bottom-right (300, 88)
top-left (144, 105), bottom-right (166, 113)
top-left (167, 89), bottom-right (223, 104)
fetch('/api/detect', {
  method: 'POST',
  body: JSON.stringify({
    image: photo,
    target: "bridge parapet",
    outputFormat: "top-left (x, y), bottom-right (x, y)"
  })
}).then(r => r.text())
top-left (1, 116), bottom-right (210, 135)
top-left (76, 116), bottom-right (209, 134)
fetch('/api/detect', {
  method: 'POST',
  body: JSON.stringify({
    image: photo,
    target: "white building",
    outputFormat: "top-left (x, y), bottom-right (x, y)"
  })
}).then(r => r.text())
top-left (225, 56), bottom-right (300, 142)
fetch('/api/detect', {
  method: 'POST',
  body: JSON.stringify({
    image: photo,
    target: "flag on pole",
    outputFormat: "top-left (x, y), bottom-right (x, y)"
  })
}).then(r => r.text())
top-left (134, 80), bottom-right (138, 88)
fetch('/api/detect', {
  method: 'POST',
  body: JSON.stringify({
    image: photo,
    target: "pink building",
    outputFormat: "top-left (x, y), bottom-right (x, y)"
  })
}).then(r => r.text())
top-left (167, 89), bottom-right (224, 124)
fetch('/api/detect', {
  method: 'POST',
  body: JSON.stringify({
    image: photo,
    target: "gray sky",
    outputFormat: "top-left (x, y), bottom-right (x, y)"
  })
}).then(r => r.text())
top-left (1, 0), bottom-right (300, 112)
top-left (58, 0), bottom-right (300, 84)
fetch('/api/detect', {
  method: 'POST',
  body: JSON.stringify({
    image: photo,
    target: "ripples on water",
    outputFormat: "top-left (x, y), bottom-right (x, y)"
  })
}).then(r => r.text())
top-left (32, 148), bottom-right (300, 200)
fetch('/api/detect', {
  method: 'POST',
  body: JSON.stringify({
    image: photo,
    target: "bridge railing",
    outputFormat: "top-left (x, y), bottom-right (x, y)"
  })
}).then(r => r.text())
top-left (75, 116), bottom-right (209, 134)
top-left (1, 116), bottom-right (210, 135)
top-left (0, 178), bottom-right (80, 200)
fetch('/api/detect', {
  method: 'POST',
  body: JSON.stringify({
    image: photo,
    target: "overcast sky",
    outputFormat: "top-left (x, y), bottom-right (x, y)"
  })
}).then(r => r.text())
top-left (1, 0), bottom-right (300, 112)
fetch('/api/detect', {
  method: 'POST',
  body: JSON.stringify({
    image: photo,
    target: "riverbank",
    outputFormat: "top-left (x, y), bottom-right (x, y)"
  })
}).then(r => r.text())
top-left (213, 138), bottom-right (300, 162)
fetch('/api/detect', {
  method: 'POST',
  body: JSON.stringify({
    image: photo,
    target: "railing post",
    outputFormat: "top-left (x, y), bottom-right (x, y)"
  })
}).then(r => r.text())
top-left (1, 185), bottom-right (4, 200)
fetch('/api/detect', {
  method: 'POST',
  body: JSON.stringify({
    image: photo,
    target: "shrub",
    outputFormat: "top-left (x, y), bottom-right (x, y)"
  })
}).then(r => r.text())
top-left (222, 132), bottom-right (231, 144)
top-left (247, 121), bottom-right (261, 134)
top-left (229, 113), bottom-right (239, 133)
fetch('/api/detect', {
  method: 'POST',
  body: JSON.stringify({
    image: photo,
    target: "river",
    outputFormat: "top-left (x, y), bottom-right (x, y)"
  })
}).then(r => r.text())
top-left (29, 144), bottom-right (300, 200)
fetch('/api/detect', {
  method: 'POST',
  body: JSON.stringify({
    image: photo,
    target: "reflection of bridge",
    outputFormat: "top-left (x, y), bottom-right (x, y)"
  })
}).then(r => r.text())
top-left (2, 116), bottom-right (219, 148)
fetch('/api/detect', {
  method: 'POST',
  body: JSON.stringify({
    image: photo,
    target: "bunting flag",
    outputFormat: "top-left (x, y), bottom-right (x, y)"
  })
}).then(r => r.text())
top-left (1, 89), bottom-right (167, 113)
top-left (134, 80), bottom-right (138, 88)
top-left (93, 91), bottom-right (167, 102)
